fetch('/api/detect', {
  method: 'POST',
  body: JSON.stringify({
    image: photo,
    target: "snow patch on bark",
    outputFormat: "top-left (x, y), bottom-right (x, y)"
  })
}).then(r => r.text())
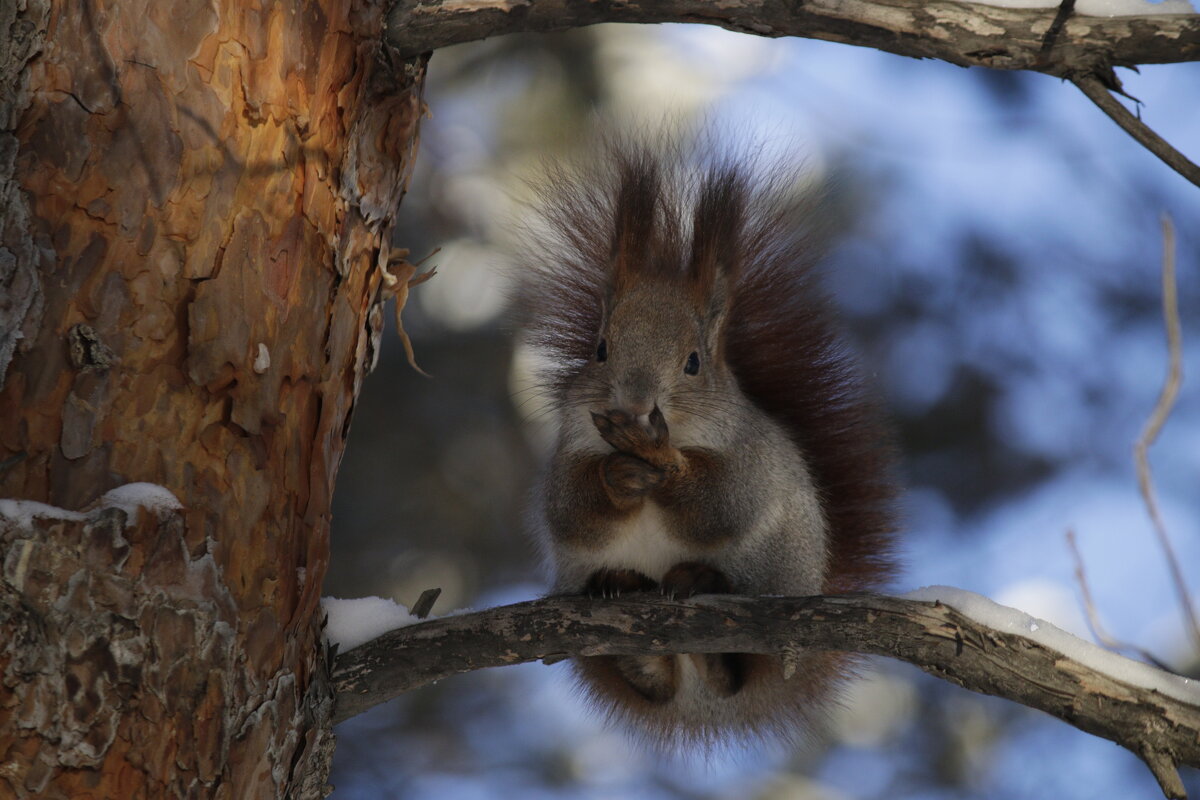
top-left (2, 483), bottom-right (183, 533)
top-left (0, 499), bottom-right (88, 528)
top-left (321, 596), bottom-right (421, 651)
top-left (905, 585), bottom-right (1200, 703)
top-left (99, 482), bottom-right (184, 521)
top-left (970, 0), bottom-right (1196, 14)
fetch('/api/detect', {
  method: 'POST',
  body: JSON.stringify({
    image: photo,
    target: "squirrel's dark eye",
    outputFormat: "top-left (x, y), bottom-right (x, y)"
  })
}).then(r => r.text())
top-left (596, 339), bottom-right (608, 363)
top-left (685, 352), bottom-right (700, 376)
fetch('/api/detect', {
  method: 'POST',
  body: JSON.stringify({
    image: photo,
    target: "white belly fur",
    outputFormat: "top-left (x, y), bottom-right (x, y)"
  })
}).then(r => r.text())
top-left (586, 501), bottom-right (696, 581)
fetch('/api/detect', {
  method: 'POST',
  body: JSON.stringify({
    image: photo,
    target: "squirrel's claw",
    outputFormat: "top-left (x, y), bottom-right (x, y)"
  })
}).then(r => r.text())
top-left (590, 410), bottom-right (613, 437)
top-left (648, 406), bottom-right (669, 446)
top-left (661, 561), bottom-right (734, 598)
top-left (585, 568), bottom-right (658, 598)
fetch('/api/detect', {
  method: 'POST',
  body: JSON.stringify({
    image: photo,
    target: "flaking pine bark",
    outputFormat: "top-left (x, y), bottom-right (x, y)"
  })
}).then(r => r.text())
top-left (0, 1), bottom-right (425, 796)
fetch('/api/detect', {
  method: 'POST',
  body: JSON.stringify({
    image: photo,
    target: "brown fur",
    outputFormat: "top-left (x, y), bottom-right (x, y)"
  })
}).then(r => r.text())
top-left (514, 133), bottom-right (899, 748)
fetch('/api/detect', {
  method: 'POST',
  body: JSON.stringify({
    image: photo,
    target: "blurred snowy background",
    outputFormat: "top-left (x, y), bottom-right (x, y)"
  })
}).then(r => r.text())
top-left (323, 18), bottom-right (1200, 800)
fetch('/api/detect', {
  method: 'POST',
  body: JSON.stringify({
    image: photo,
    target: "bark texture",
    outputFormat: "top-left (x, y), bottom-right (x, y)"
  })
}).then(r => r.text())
top-left (0, 0), bottom-right (426, 797)
top-left (332, 593), bottom-right (1200, 798)
top-left (386, 0), bottom-right (1200, 74)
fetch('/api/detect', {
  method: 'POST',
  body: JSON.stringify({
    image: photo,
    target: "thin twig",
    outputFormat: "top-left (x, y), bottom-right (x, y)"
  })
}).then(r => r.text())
top-left (1072, 75), bottom-right (1200, 189)
top-left (1133, 216), bottom-right (1200, 653)
top-left (1066, 529), bottom-right (1174, 672)
top-left (1143, 744), bottom-right (1188, 800)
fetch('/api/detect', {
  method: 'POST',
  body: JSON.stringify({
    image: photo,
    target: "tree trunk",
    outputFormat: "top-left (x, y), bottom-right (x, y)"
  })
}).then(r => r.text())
top-left (0, 1), bottom-right (426, 796)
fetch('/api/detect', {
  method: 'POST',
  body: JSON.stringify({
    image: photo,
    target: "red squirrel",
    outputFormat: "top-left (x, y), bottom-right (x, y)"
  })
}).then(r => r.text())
top-left (515, 137), bottom-right (899, 746)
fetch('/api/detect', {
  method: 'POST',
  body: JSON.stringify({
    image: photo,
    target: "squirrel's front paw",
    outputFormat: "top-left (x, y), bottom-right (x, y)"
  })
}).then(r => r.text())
top-left (592, 408), bottom-right (679, 471)
top-left (601, 452), bottom-right (664, 502)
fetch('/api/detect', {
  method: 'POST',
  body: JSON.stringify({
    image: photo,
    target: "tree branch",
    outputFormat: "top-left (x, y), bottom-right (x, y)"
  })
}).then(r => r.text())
top-left (332, 592), bottom-right (1200, 798)
top-left (385, 0), bottom-right (1200, 72)
top-left (1072, 74), bottom-right (1200, 189)
top-left (385, 0), bottom-right (1200, 187)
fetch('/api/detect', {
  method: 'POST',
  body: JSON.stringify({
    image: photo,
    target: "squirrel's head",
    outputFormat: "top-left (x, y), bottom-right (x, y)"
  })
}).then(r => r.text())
top-left (581, 272), bottom-right (732, 429)
top-left (570, 159), bottom-right (746, 432)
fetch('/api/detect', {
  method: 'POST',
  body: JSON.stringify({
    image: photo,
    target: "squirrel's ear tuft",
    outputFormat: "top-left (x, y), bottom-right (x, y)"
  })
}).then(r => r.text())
top-left (609, 151), bottom-right (662, 292)
top-left (690, 164), bottom-right (746, 297)
top-left (691, 163), bottom-right (746, 331)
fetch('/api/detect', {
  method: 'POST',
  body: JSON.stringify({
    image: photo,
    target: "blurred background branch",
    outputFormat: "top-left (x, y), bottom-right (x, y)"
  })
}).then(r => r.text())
top-left (1133, 216), bottom-right (1200, 651)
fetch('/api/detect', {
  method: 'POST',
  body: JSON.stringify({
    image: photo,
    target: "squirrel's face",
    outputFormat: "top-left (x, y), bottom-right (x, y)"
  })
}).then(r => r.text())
top-left (577, 278), bottom-right (732, 432)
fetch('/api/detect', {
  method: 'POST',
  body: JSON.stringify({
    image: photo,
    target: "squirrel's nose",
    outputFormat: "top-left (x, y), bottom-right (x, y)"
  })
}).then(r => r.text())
top-left (615, 369), bottom-right (657, 419)
top-left (622, 401), bottom-right (654, 420)
top-left (615, 401), bottom-right (656, 432)
top-left (613, 400), bottom-right (655, 432)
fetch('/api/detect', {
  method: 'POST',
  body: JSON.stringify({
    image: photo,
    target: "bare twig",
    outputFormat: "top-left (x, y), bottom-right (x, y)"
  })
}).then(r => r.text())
top-left (1073, 76), bottom-right (1200, 189)
top-left (1133, 216), bottom-right (1200, 653)
top-left (1066, 528), bottom-right (1174, 671)
top-left (331, 593), bottom-right (1200, 798)
top-left (1143, 744), bottom-right (1189, 800)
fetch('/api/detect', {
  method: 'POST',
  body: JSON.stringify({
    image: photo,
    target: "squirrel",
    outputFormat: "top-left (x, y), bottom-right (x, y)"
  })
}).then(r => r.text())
top-left (514, 135), bottom-right (899, 747)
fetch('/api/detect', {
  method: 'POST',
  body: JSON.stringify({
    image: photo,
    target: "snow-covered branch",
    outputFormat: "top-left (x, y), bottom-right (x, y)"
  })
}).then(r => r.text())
top-left (330, 591), bottom-right (1200, 798)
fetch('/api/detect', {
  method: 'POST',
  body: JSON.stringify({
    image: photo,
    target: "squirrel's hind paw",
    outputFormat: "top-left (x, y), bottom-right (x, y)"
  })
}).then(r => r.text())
top-left (660, 561), bottom-right (733, 598)
top-left (585, 567), bottom-right (658, 598)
